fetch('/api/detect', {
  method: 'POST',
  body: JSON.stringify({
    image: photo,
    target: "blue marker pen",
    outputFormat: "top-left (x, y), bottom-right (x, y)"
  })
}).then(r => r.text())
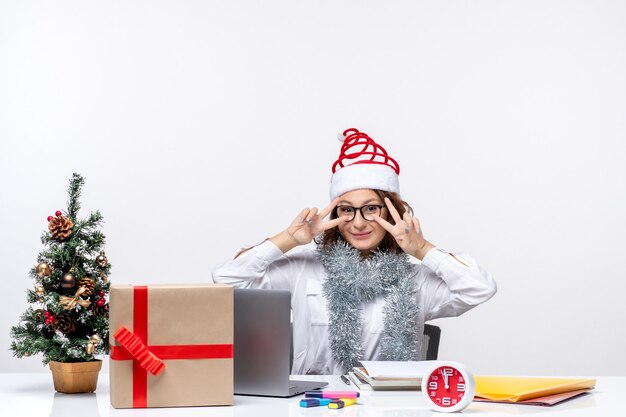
top-left (300, 398), bottom-right (333, 408)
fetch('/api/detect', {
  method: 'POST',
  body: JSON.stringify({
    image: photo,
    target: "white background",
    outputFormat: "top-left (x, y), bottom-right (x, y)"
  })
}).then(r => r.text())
top-left (1, 0), bottom-right (625, 375)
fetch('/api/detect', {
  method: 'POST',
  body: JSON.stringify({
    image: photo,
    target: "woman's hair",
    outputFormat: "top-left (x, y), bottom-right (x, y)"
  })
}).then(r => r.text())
top-left (317, 190), bottom-right (414, 254)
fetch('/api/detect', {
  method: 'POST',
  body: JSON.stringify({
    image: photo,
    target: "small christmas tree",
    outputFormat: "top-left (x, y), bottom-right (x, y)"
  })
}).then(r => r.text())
top-left (10, 173), bottom-right (111, 364)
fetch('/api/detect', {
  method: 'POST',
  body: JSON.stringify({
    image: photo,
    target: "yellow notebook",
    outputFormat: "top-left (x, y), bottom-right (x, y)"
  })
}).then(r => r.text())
top-left (474, 376), bottom-right (596, 402)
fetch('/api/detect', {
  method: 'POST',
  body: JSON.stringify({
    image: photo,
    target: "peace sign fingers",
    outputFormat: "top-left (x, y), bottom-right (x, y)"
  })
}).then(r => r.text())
top-left (318, 216), bottom-right (345, 232)
top-left (318, 197), bottom-right (340, 219)
top-left (371, 211), bottom-right (395, 234)
top-left (372, 197), bottom-right (432, 260)
top-left (313, 198), bottom-right (345, 233)
top-left (384, 197), bottom-right (404, 226)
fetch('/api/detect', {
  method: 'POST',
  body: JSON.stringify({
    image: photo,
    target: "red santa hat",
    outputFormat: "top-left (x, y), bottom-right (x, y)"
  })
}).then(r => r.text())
top-left (329, 128), bottom-right (400, 200)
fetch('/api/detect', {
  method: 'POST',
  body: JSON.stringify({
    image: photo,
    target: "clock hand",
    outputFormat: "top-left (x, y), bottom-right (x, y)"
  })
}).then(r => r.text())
top-left (442, 369), bottom-right (449, 389)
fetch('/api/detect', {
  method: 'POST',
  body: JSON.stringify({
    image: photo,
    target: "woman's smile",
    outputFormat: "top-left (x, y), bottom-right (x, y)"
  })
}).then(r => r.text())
top-left (350, 231), bottom-right (372, 239)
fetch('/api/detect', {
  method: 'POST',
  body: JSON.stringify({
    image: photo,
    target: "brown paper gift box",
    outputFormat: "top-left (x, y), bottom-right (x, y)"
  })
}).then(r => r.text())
top-left (109, 284), bottom-right (233, 408)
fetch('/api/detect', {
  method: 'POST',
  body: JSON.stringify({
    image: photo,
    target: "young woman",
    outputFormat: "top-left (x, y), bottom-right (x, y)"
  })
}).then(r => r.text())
top-left (213, 128), bottom-right (497, 375)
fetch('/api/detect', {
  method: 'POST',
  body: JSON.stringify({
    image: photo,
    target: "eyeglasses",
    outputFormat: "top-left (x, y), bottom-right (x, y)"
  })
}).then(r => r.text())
top-left (334, 205), bottom-right (385, 222)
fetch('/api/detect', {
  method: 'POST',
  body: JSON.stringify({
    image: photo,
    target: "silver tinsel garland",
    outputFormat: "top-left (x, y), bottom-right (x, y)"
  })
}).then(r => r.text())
top-left (318, 242), bottom-right (421, 373)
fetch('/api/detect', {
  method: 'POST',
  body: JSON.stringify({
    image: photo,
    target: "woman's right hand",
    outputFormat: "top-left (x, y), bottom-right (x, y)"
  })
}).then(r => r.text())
top-left (270, 198), bottom-right (344, 253)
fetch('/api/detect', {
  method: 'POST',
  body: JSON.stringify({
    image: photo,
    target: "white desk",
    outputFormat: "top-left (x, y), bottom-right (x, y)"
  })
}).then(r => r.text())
top-left (0, 373), bottom-right (618, 417)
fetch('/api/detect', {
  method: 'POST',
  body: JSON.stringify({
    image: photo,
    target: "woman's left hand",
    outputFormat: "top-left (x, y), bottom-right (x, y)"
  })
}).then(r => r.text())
top-left (372, 197), bottom-right (435, 260)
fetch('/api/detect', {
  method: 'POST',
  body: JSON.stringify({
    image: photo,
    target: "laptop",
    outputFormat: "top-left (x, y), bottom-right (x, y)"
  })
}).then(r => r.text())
top-left (234, 288), bottom-right (328, 397)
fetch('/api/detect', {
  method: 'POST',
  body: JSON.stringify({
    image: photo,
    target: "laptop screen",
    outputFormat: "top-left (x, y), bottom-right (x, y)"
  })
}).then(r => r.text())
top-left (234, 288), bottom-right (292, 395)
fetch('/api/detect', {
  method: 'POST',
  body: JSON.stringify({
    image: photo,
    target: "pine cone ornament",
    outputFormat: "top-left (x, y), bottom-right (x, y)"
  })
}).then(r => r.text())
top-left (78, 277), bottom-right (95, 296)
top-left (48, 216), bottom-right (74, 241)
top-left (91, 302), bottom-right (109, 317)
top-left (51, 312), bottom-right (77, 335)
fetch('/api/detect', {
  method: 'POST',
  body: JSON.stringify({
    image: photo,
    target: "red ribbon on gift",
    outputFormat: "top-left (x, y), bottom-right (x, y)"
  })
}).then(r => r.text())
top-left (114, 327), bottom-right (166, 376)
top-left (110, 286), bottom-right (233, 408)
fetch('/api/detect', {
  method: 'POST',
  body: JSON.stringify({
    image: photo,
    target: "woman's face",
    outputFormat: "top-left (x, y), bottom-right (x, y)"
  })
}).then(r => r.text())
top-left (336, 189), bottom-right (388, 253)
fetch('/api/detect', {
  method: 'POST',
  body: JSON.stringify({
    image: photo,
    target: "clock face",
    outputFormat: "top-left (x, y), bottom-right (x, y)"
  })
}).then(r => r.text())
top-left (422, 362), bottom-right (475, 412)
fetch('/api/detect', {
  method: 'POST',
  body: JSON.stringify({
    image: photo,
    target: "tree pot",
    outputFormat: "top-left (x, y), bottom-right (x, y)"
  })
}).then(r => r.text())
top-left (49, 360), bottom-right (102, 393)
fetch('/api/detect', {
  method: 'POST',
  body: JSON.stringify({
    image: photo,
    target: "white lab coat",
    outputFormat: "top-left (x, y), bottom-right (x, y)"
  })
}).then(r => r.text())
top-left (212, 240), bottom-right (496, 375)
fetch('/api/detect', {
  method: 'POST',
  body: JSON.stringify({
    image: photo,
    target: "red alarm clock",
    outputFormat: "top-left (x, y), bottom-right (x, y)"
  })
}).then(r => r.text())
top-left (421, 361), bottom-right (476, 413)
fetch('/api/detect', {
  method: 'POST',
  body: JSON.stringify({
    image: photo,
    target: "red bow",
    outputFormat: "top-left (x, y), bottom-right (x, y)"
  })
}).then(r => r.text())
top-left (114, 327), bottom-right (165, 376)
